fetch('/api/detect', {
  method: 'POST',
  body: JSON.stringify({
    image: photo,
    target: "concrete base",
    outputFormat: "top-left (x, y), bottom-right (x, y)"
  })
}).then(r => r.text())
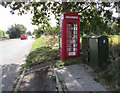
top-left (55, 64), bottom-right (107, 91)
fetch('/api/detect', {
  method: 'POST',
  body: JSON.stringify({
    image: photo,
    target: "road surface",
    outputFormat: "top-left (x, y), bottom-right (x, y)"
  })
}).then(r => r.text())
top-left (0, 38), bottom-right (34, 92)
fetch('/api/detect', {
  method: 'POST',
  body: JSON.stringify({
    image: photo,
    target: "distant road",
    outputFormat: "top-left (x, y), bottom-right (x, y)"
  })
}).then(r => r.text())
top-left (0, 38), bottom-right (34, 91)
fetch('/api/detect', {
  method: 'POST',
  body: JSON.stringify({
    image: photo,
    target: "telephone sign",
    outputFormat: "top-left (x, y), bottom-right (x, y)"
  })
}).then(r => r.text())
top-left (59, 12), bottom-right (80, 60)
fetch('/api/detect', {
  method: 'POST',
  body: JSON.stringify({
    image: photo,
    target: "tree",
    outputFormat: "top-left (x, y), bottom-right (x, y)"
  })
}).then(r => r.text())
top-left (27, 31), bottom-right (32, 35)
top-left (7, 24), bottom-right (27, 39)
top-left (1, 1), bottom-right (119, 34)
top-left (33, 25), bottom-right (59, 38)
top-left (81, 15), bottom-right (114, 35)
top-left (0, 30), bottom-right (5, 37)
top-left (1, 2), bottom-right (117, 24)
top-left (33, 27), bottom-right (44, 38)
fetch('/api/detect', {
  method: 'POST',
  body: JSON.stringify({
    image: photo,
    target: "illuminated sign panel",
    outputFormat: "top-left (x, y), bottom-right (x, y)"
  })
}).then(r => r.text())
top-left (66, 16), bottom-right (78, 19)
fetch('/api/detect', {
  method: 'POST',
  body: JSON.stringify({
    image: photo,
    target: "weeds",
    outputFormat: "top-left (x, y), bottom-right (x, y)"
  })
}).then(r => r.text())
top-left (54, 56), bottom-right (83, 67)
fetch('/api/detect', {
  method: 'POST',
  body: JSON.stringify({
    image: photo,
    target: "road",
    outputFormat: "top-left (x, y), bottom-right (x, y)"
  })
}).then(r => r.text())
top-left (0, 38), bottom-right (34, 92)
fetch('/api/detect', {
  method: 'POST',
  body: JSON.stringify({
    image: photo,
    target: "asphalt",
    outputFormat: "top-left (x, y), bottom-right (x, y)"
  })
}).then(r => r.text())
top-left (19, 67), bottom-right (56, 92)
top-left (0, 38), bottom-right (34, 91)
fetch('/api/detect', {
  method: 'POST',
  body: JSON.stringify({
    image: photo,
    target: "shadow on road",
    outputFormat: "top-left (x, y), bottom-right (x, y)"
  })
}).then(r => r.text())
top-left (2, 64), bottom-right (21, 91)
top-left (19, 68), bottom-right (56, 92)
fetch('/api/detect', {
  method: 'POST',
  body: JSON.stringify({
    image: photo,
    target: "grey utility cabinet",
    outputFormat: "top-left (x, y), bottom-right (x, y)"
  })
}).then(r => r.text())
top-left (89, 35), bottom-right (109, 68)
top-left (82, 36), bottom-right (90, 63)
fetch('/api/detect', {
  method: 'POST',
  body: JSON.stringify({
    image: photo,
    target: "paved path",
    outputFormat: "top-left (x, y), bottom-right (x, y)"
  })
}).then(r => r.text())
top-left (0, 38), bottom-right (34, 91)
top-left (56, 64), bottom-right (107, 91)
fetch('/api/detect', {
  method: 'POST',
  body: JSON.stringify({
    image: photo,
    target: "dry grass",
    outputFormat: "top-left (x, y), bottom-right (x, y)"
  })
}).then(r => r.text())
top-left (109, 35), bottom-right (120, 44)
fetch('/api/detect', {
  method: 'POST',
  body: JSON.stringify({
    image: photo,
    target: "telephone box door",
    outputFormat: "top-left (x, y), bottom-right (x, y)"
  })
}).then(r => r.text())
top-left (66, 21), bottom-right (80, 58)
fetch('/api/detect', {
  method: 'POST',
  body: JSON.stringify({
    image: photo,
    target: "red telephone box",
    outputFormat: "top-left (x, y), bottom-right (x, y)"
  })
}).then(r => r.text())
top-left (59, 12), bottom-right (80, 60)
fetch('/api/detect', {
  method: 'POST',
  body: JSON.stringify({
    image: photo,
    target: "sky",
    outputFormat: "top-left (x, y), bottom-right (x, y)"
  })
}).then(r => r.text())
top-left (0, 4), bottom-right (119, 32)
top-left (0, 5), bottom-right (57, 32)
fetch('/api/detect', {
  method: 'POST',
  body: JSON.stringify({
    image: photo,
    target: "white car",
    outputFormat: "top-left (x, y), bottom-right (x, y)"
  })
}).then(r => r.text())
top-left (32, 35), bottom-right (35, 38)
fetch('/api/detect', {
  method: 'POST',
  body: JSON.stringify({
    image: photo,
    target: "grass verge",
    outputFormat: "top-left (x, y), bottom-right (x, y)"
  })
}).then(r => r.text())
top-left (26, 35), bottom-right (83, 68)
top-left (26, 35), bottom-right (59, 68)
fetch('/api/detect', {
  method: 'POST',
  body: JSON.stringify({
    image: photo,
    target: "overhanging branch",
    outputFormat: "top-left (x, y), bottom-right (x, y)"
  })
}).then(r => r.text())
top-left (79, 5), bottom-right (90, 13)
